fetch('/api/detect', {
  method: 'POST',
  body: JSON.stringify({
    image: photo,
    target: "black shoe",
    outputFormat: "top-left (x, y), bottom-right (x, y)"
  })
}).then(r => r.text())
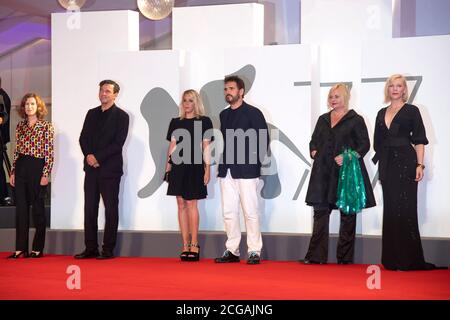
top-left (180, 243), bottom-right (191, 261)
top-left (7, 251), bottom-right (29, 259)
top-left (4, 197), bottom-right (13, 206)
top-left (299, 259), bottom-right (327, 265)
top-left (74, 250), bottom-right (99, 259)
top-left (247, 252), bottom-right (261, 265)
top-left (337, 260), bottom-right (353, 265)
top-left (187, 243), bottom-right (200, 262)
top-left (30, 251), bottom-right (44, 258)
top-left (96, 251), bottom-right (114, 260)
top-left (214, 250), bottom-right (240, 263)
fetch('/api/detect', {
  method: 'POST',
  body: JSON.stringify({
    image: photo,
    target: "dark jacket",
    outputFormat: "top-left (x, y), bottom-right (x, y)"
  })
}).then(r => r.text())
top-left (372, 103), bottom-right (428, 181)
top-left (79, 104), bottom-right (129, 178)
top-left (218, 101), bottom-right (269, 179)
top-left (0, 88), bottom-right (11, 144)
top-left (305, 109), bottom-right (376, 208)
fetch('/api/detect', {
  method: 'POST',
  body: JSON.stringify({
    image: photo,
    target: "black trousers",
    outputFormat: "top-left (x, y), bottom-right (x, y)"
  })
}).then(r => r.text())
top-left (305, 208), bottom-right (357, 263)
top-left (14, 155), bottom-right (46, 252)
top-left (0, 145), bottom-right (8, 201)
top-left (84, 171), bottom-right (121, 253)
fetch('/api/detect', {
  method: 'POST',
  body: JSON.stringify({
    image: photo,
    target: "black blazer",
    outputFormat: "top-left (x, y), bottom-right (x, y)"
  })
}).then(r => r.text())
top-left (218, 101), bottom-right (269, 179)
top-left (0, 88), bottom-right (11, 144)
top-left (305, 109), bottom-right (376, 208)
top-left (79, 104), bottom-right (129, 178)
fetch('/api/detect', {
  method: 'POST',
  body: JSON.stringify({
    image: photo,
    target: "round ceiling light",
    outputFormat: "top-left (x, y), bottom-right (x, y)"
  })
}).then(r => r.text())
top-left (137, 0), bottom-right (175, 20)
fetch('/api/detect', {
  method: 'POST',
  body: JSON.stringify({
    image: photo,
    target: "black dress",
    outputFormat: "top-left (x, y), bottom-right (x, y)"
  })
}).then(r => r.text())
top-left (166, 116), bottom-right (213, 200)
top-left (373, 103), bottom-right (438, 271)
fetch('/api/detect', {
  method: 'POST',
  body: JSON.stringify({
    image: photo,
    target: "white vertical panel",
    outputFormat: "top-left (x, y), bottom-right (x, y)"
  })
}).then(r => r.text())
top-left (172, 3), bottom-right (264, 50)
top-left (301, 0), bottom-right (393, 45)
top-left (51, 11), bottom-right (139, 229)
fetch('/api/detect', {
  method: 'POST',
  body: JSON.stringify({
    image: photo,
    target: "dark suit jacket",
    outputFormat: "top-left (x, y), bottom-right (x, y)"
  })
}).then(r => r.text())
top-left (79, 104), bottom-right (129, 178)
top-left (218, 101), bottom-right (269, 179)
top-left (0, 88), bottom-right (11, 144)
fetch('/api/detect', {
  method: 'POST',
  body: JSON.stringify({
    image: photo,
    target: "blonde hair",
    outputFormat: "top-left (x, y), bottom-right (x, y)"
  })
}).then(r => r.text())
top-left (384, 74), bottom-right (409, 103)
top-left (179, 89), bottom-right (205, 119)
top-left (328, 83), bottom-right (350, 109)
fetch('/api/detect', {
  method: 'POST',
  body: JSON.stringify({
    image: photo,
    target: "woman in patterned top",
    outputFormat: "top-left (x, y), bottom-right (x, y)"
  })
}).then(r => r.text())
top-left (7, 93), bottom-right (54, 259)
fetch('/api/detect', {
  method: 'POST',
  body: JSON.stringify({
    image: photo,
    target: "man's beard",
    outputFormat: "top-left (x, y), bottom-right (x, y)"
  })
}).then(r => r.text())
top-left (225, 94), bottom-right (239, 104)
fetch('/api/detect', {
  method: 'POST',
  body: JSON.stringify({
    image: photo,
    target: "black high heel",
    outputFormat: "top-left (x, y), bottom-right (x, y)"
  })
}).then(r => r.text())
top-left (7, 251), bottom-right (29, 259)
top-left (187, 243), bottom-right (200, 262)
top-left (30, 251), bottom-right (44, 258)
top-left (180, 243), bottom-right (190, 261)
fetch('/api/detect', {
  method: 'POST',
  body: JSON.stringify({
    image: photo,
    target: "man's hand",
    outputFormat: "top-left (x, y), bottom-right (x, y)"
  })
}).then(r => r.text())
top-left (86, 154), bottom-right (99, 167)
top-left (9, 174), bottom-right (14, 187)
top-left (0, 117), bottom-right (3, 125)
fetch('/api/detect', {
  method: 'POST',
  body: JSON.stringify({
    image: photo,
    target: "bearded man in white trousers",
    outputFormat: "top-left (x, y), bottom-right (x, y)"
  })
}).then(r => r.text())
top-left (214, 75), bottom-right (269, 265)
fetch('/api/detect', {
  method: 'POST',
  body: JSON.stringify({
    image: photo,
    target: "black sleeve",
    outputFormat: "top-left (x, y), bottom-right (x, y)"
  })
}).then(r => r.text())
top-left (95, 111), bottom-right (130, 164)
top-left (251, 109), bottom-right (269, 162)
top-left (410, 106), bottom-right (429, 145)
top-left (353, 116), bottom-right (370, 158)
top-left (202, 117), bottom-right (214, 141)
top-left (0, 95), bottom-right (8, 124)
top-left (166, 118), bottom-right (176, 141)
top-left (309, 118), bottom-right (321, 158)
top-left (373, 110), bottom-right (382, 154)
top-left (79, 110), bottom-right (93, 156)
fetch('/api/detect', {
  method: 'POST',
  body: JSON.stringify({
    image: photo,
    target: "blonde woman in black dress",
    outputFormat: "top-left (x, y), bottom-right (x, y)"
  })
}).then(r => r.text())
top-left (165, 90), bottom-right (213, 261)
top-left (373, 74), bottom-right (446, 270)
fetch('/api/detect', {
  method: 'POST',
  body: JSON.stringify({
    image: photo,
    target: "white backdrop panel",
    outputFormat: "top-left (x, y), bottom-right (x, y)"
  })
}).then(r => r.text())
top-left (172, 3), bottom-right (264, 50)
top-left (51, 11), bottom-right (139, 229)
top-left (317, 44), bottom-right (367, 234)
top-left (98, 51), bottom-right (181, 231)
top-left (224, 45), bottom-right (313, 233)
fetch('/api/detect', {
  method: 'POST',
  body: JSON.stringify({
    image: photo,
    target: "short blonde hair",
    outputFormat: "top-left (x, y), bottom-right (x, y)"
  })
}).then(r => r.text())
top-left (328, 83), bottom-right (350, 109)
top-left (18, 93), bottom-right (48, 120)
top-left (179, 89), bottom-right (205, 119)
top-left (384, 74), bottom-right (409, 103)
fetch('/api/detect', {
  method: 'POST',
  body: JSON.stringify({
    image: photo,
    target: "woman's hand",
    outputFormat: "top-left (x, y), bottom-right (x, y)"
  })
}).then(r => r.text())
top-left (204, 168), bottom-right (210, 185)
top-left (335, 154), bottom-right (344, 166)
top-left (415, 166), bottom-right (424, 182)
top-left (165, 162), bottom-right (172, 173)
top-left (9, 174), bottom-right (15, 187)
top-left (40, 176), bottom-right (49, 186)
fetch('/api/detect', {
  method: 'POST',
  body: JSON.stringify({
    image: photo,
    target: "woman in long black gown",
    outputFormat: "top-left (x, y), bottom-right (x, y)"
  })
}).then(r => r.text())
top-left (373, 74), bottom-right (445, 271)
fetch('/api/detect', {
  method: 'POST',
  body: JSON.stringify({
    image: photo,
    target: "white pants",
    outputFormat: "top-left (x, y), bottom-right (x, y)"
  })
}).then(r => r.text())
top-left (219, 171), bottom-right (262, 256)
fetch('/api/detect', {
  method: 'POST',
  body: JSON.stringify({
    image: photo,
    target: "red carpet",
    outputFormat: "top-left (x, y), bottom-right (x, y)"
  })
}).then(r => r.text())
top-left (0, 253), bottom-right (449, 300)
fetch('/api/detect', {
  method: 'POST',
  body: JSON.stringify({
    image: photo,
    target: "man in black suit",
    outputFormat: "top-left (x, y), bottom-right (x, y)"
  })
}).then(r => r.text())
top-left (0, 77), bottom-right (11, 206)
top-left (75, 80), bottom-right (129, 259)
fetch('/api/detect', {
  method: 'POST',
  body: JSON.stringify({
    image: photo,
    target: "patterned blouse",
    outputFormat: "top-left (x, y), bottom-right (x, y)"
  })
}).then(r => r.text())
top-left (11, 120), bottom-right (55, 177)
